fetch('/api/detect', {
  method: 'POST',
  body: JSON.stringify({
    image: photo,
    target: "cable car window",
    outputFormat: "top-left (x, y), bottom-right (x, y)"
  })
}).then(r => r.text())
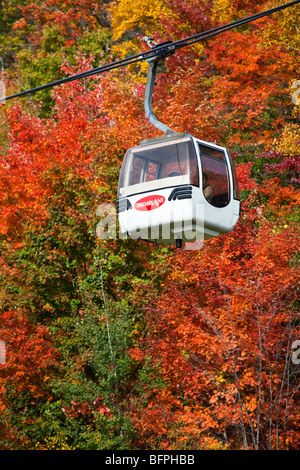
top-left (198, 144), bottom-right (225, 161)
top-left (198, 145), bottom-right (230, 207)
top-left (125, 138), bottom-right (199, 189)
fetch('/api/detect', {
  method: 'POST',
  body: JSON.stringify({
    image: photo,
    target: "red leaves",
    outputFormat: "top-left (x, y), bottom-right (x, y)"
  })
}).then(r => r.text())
top-left (235, 162), bottom-right (258, 191)
top-left (201, 26), bottom-right (297, 145)
top-left (160, 0), bottom-right (213, 40)
top-left (15, 1), bottom-right (105, 44)
top-left (0, 310), bottom-right (59, 397)
top-left (63, 397), bottom-right (113, 420)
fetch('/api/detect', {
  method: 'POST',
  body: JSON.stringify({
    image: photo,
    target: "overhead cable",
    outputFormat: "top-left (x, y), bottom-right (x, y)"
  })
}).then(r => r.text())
top-left (1, 0), bottom-right (299, 103)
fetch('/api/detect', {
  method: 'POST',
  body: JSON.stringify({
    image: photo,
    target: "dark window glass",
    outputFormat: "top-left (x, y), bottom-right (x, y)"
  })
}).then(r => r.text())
top-left (198, 144), bottom-right (230, 207)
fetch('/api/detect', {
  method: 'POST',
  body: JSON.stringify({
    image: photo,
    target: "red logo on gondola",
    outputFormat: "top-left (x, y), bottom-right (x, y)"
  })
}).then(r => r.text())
top-left (134, 195), bottom-right (165, 211)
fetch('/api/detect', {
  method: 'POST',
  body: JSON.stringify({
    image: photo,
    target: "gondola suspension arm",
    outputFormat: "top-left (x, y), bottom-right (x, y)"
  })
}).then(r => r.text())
top-left (144, 43), bottom-right (178, 137)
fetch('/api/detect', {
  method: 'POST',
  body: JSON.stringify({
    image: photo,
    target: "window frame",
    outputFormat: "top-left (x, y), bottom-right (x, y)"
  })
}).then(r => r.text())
top-left (197, 142), bottom-right (231, 208)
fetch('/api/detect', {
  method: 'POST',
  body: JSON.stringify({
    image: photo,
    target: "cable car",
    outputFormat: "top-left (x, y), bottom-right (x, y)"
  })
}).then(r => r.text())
top-left (117, 53), bottom-right (240, 247)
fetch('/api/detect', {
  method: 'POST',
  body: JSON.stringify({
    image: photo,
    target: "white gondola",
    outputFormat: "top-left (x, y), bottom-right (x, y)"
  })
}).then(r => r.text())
top-left (117, 52), bottom-right (240, 247)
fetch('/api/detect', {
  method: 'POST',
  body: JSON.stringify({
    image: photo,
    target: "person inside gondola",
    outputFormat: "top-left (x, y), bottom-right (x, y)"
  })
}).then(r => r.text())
top-left (203, 172), bottom-right (214, 203)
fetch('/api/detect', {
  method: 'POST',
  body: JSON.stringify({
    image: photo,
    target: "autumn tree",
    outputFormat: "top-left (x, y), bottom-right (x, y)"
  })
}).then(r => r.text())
top-left (128, 175), bottom-right (300, 450)
top-left (0, 52), bottom-right (171, 449)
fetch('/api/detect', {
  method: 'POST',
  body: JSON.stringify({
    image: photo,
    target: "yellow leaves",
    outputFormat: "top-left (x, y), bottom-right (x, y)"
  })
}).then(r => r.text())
top-left (110, 40), bottom-right (150, 83)
top-left (109, 0), bottom-right (171, 42)
top-left (275, 80), bottom-right (300, 156)
top-left (190, 42), bottom-right (204, 56)
top-left (211, 0), bottom-right (235, 23)
top-left (108, 0), bottom-right (172, 80)
top-left (271, 223), bottom-right (289, 234)
top-left (211, 0), bottom-right (263, 23)
top-left (262, 0), bottom-right (300, 52)
top-left (36, 432), bottom-right (75, 450)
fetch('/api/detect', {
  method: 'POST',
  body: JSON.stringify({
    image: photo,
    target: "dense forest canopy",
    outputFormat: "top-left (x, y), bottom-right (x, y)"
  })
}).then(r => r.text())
top-left (0, 0), bottom-right (299, 450)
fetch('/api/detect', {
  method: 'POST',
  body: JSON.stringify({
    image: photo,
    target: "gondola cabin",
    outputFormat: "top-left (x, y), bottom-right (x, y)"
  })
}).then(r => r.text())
top-left (117, 133), bottom-right (240, 246)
